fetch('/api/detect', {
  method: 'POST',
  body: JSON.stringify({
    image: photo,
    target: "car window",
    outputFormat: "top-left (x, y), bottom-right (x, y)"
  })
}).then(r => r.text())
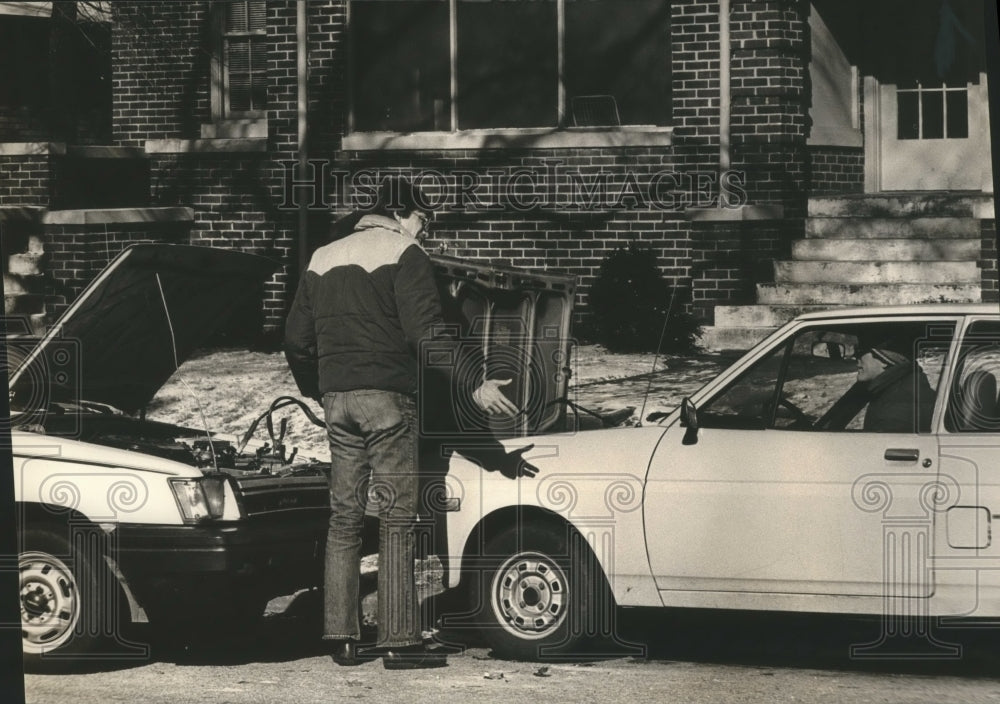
top-left (697, 341), bottom-right (787, 430)
top-left (945, 319), bottom-right (1000, 433)
top-left (698, 320), bottom-right (955, 433)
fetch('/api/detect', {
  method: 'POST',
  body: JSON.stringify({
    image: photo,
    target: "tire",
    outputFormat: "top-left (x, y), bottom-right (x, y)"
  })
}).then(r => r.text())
top-left (19, 526), bottom-right (112, 668)
top-left (469, 522), bottom-right (613, 661)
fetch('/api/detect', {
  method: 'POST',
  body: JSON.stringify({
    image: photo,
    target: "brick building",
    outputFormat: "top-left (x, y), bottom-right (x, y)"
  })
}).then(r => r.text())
top-left (1, 0), bottom-right (995, 346)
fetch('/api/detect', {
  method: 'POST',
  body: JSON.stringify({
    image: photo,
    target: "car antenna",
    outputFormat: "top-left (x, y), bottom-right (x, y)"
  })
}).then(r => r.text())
top-left (637, 283), bottom-right (680, 427)
top-left (155, 273), bottom-right (219, 471)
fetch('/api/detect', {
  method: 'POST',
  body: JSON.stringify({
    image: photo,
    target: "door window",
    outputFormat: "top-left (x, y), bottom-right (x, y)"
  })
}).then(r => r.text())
top-left (698, 321), bottom-right (956, 433)
top-left (897, 83), bottom-right (969, 139)
top-left (946, 320), bottom-right (1000, 432)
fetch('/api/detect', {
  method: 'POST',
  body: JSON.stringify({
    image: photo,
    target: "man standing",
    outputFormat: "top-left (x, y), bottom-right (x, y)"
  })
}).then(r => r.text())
top-left (284, 177), bottom-right (516, 670)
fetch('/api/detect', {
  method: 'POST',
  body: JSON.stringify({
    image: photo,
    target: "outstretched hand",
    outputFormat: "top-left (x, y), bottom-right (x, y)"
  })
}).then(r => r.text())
top-left (464, 443), bottom-right (539, 480)
top-left (472, 377), bottom-right (519, 416)
top-left (501, 443), bottom-right (540, 479)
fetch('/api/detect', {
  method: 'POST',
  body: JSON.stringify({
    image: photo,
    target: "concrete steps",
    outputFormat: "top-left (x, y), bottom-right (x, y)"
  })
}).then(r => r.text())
top-left (808, 194), bottom-right (993, 218)
top-left (700, 193), bottom-right (988, 351)
top-left (804, 217), bottom-right (980, 239)
top-left (773, 260), bottom-right (978, 284)
top-left (793, 238), bottom-right (980, 261)
top-left (714, 304), bottom-right (849, 328)
top-left (757, 283), bottom-right (981, 306)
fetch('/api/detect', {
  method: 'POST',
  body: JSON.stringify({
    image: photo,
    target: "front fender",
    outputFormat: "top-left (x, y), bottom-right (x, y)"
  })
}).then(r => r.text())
top-left (12, 431), bottom-right (199, 526)
top-left (444, 426), bottom-right (668, 607)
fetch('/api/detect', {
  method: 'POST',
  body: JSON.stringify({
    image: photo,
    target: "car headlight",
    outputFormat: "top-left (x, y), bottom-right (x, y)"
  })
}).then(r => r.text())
top-left (169, 475), bottom-right (242, 523)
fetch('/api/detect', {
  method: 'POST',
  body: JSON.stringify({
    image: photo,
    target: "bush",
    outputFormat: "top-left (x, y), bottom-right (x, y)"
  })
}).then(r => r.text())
top-left (587, 244), bottom-right (701, 353)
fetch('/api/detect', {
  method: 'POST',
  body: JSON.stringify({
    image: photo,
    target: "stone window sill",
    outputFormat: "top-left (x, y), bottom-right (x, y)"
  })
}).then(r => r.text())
top-left (144, 138), bottom-right (268, 154)
top-left (43, 207), bottom-right (194, 225)
top-left (686, 204), bottom-right (786, 221)
top-left (342, 126), bottom-right (673, 151)
top-left (0, 142), bottom-right (66, 156)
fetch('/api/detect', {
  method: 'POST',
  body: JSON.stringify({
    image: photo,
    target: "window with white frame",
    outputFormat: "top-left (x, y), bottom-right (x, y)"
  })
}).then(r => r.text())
top-left (213, 0), bottom-right (267, 120)
top-left (896, 82), bottom-right (969, 140)
top-left (349, 0), bottom-right (671, 133)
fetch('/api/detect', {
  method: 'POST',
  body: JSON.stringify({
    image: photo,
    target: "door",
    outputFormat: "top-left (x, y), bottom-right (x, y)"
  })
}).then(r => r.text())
top-left (872, 73), bottom-right (992, 191)
top-left (644, 318), bottom-right (957, 599)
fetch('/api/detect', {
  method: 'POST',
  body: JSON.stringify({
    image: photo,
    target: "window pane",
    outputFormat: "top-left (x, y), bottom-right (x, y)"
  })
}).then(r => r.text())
top-left (352, 0), bottom-right (450, 132)
top-left (947, 321), bottom-right (1000, 432)
top-left (776, 330), bottom-right (860, 431)
top-left (946, 89), bottom-right (968, 138)
top-left (795, 322), bottom-right (953, 434)
top-left (251, 73), bottom-right (267, 111)
top-left (921, 89), bottom-right (943, 139)
top-left (565, 0), bottom-right (670, 126)
top-left (227, 1), bottom-right (248, 32)
top-left (897, 91), bottom-right (918, 139)
top-left (698, 343), bottom-right (786, 430)
top-left (248, 0), bottom-right (267, 32)
top-left (230, 75), bottom-right (251, 113)
top-left (228, 39), bottom-right (250, 73)
top-left (251, 37), bottom-right (267, 71)
top-left (0, 17), bottom-right (49, 108)
top-left (457, 0), bottom-right (557, 129)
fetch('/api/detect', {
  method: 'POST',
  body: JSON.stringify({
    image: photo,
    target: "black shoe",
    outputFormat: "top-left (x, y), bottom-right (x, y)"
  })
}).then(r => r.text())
top-left (382, 643), bottom-right (447, 670)
top-left (328, 639), bottom-right (373, 666)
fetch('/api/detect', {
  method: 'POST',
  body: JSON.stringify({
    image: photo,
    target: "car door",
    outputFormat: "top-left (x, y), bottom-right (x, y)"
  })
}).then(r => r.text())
top-left (644, 317), bottom-right (958, 601)
top-left (934, 316), bottom-right (1000, 616)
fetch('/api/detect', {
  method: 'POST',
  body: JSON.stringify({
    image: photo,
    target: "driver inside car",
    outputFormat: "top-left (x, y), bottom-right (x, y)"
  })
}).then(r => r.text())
top-left (814, 329), bottom-right (937, 433)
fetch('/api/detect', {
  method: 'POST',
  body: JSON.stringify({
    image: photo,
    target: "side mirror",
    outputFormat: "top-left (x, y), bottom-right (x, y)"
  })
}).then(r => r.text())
top-left (680, 397), bottom-right (699, 446)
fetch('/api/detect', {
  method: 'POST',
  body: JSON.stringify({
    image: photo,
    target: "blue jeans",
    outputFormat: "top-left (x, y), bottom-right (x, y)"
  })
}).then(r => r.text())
top-left (322, 389), bottom-right (421, 648)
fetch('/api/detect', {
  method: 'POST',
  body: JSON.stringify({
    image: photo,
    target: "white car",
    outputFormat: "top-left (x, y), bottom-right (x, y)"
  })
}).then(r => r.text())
top-left (9, 243), bottom-right (578, 668)
top-left (440, 305), bottom-right (1000, 660)
top-left (10, 245), bottom-right (332, 668)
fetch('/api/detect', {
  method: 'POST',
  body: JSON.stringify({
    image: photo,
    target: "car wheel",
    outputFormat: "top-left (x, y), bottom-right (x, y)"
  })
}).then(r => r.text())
top-left (19, 527), bottom-right (108, 667)
top-left (471, 523), bottom-right (611, 660)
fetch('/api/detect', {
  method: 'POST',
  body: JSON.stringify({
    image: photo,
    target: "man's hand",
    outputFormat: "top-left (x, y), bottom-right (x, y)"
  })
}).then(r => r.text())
top-left (473, 378), bottom-right (519, 416)
top-left (501, 444), bottom-right (540, 479)
top-left (464, 443), bottom-right (540, 480)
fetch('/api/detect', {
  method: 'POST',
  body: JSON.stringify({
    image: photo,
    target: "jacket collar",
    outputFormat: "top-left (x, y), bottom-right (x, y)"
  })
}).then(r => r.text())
top-left (355, 213), bottom-right (406, 235)
top-left (867, 362), bottom-right (910, 396)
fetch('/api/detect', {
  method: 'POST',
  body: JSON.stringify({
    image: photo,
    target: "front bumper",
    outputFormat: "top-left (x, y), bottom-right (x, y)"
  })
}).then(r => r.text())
top-left (113, 512), bottom-right (327, 613)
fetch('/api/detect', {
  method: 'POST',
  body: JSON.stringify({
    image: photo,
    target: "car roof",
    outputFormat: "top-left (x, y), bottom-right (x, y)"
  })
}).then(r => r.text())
top-left (795, 303), bottom-right (999, 322)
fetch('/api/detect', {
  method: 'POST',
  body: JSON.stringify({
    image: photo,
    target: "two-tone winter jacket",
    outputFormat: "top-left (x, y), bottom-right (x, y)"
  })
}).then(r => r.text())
top-left (283, 214), bottom-right (445, 399)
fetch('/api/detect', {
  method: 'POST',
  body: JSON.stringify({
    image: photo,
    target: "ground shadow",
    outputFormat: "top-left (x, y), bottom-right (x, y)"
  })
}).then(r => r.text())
top-left (616, 607), bottom-right (1000, 678)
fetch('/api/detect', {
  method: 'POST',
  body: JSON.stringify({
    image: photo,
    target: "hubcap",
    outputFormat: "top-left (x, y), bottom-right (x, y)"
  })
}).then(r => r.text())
top-left (20, 551), bottom-right (80, 654)
top-left (490, 551), bottom-right (568, 640)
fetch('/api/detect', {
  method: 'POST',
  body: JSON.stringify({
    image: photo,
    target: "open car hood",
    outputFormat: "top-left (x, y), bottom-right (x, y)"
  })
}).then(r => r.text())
top-left (9, 244), bottom-right (277, 415)
top-left (428, 254), bottom-right (576, 437)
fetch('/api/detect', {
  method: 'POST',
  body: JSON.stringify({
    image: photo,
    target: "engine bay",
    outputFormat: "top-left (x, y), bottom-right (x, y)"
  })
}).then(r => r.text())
top-left (15, 397), bottom-right (329, 479)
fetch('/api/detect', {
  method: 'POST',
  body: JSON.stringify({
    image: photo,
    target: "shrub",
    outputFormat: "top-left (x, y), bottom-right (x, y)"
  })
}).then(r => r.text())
top-left (587, 244), bottom-right (701, 353)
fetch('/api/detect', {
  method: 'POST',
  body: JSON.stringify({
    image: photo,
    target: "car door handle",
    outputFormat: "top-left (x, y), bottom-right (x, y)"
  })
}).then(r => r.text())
top-left (884, 448), bottom-right (920, 462)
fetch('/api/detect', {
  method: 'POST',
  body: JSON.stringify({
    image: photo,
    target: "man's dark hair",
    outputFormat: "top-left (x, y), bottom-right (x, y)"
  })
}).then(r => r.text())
top-left (328, 175), bottom-right (429, 241)
top-left (375, 175), bottom-right (428, 217)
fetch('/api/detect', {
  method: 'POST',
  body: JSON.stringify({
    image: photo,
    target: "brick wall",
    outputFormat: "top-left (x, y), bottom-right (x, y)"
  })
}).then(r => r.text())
top-left (808, 146), bottom-right (864, 194)
top-left (691, 0), bottom-right (809, 318)
top-left (690, 220), bottom-right (794, 322)
top-left (337, 149), bottom-right (695, 319)
top-left (112, 3), bottom-right (211, 146)
top-left (43, 221), bottom-right (192, 320)
top-left (114, 1), bottom-right (303, 330)
top-left (0, 155), bottom-right (52, 207)
top-left (729, 0), bottom-right (810, 214)
top-left (102, 0), bottom-right (826, 336)
top-left (148, 153), bottom-right (297, 325)
top-left (0, 108), bottom-right (50, 143)
top-left (982, 218), bottom-right (998, 304)
top-left (670, 1), bottom-right (723, 182)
